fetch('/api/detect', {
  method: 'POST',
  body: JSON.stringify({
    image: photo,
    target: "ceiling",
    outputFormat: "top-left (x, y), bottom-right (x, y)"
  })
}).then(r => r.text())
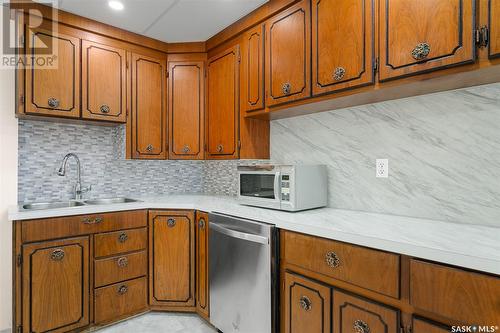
top-left (54, 0), bottom-right (269, 43)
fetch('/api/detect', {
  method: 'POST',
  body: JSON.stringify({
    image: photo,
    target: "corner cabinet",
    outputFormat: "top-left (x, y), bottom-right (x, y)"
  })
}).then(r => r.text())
top-left (195, 211), bottom-right (210, 319)
top-left (149, 210), bottom-right (195, 310)
top-left (490, 0), bottom-right (500, 58)
top-left (130, 52), bottom-right (168, 159)
top-left (379, 0), bottom-right (475, 80)
top-left (206, 45), bottom-right (240, 159)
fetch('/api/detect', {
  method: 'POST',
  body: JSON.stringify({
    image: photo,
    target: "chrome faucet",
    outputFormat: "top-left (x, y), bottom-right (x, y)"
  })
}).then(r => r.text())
top-left (57, 153), bottom-right (91, 200)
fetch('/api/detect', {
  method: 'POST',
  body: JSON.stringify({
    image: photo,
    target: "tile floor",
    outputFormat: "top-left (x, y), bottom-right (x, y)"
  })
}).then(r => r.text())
top-left (96, 312), bottom-right (218, 333)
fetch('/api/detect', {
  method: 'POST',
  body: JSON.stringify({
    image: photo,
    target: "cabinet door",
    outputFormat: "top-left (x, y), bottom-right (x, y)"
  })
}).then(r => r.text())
top-left (490, 0), bottom-right (500, 58)
top-left (25, 27), bottom-right (80, 118)
top-left (22, 237), bottom-right (89, 333)
top-left (333, 290), bottom-right (399, 333)
top-left (379, 0), bottom-right (475, 80)
top-left (206, 45), bottom-right (240, 159)
top-left (168, 61), bottom-right (205, 159)
top-left (283, 272), bottom-right (331, 333)
top-left (149, 210), bottom-right (195, 308)
top-left (195, 211), bottom-right (209, 319)
top-left (242, 24), bottom-right (265, 113)
top-left (312, 0), bottom-right (374, 95)
top-left (82, 40), bottom-right (126, 122)
top-left (412, 317), bottom-right (451, 333)
top-left (131, 52), bottom-right (167, 159)
top-left (266, 0), bottom-right (311, 106)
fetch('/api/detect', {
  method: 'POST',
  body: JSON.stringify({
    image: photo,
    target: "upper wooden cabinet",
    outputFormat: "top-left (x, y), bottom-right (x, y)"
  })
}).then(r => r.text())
top-left (312, 0), bottom-right (374, 95)
top-left (379, 0), bottom-right (475, 80)
top-left (25, 27), bottom-right (80, 118)
top-left (168, 61), bottom-right (205, 159)
top-left (490, 0), bottom-right (500, 58)
top-left (266, 0), bottom-right (311, 106)
top-left (82, 40), bottom-right (127, 122)
top-left (242, 24), bottom-right (265, 113)
top-left (130, 52), bottom-right (167, 159)
top-left (206, 45), bottom-right (240, 159)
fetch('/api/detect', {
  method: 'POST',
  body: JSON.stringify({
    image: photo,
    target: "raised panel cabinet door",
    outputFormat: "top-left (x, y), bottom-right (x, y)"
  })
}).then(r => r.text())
top-left (22, 237), bottom-right (89, 333)
top-left (25, 27), bottom-right (80, 118)
top-left (206, 45), bottom-right (240, 159)
top-left (149, 210), bottom-right (195, 308)
top-left (266, 0), bottom-right (311, 106)
top-left (242, 24), bottom-right (265, 113)
top-left (168, 61), bottom-right (205, 159)
top-left (131, 52), bottom-right (167, 159)
top-left (283, 272), bottom-right (331, 333)
top-left (82, 40), bottom-right (126, 122)
top-left (195, 211), bottom-right (209, 319)
top-left (333, 290), bottom-right (399, 333)
top-left (379, 0), bottom-right (475, 80)
top-left (490, 0), bottom-right (500, 58)
top-left (312, 0), bottom-right (374, 95)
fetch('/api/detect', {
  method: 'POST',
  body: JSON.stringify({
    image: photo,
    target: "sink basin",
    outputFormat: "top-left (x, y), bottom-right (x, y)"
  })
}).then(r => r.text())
top-left (22, 201), bottom-right (86, 210)
top-left (84, 197), bottom-right (141, 205)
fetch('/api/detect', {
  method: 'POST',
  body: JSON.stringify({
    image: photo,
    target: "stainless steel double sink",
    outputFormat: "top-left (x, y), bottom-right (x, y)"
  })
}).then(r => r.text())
top-left (21, 197), bottom-right (141, 211)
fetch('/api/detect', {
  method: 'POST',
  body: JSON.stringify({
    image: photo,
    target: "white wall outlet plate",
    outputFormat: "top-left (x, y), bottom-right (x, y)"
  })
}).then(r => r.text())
top-left (376, 159), bottom-right (389, 178)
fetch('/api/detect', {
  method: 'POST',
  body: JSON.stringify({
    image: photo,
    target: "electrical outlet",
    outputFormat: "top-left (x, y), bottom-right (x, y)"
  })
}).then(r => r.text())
top-left (376, 159), bottom-right (388, 178)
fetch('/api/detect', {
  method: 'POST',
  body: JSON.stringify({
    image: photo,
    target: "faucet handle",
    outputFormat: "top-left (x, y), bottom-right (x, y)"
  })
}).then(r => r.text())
top-left (81, 184), bottom-right (92, 194)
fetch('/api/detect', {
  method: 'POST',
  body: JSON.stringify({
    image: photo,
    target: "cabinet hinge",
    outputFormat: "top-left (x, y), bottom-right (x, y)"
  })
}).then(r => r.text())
top-left (19, 94), bottom-right (25, 105)
top-left (16, 254), bottom-right (22, 266)
top-left (17, 325), bottom-right (22, 333)
top-left (475, 25), bottom-right (489, 48)
top-left (373, 57), bottom-right (379, 73)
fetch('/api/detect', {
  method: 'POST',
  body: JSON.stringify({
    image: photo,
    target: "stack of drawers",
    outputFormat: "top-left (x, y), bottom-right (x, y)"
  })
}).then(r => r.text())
top-left (94, 227), bottom-right (148, 324)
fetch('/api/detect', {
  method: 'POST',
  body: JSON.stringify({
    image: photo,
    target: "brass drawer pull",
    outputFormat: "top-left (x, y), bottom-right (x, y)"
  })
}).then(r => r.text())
top-left (100, 104), bottom-right (110, 114)
top-left (198, 218), bottom-right (206, 229)
top-left (325, 251), bottom-right (340, 268)
top-left (117, 257), bottom-right (128, 268)
top-left (167, 218), bottom-right (176, 227)
top-left (354, 319), bottom-right (370, 333)
top-left (216, 144), bottom-right (223, 153)
top-left (282, 82), bottom-right (291, 95)
top-left (299, 295), bottom-right (312, 311)
top-left (333, 67), bottom-right (346, 81)
top-left (182, 145), bottom-right (190, 153)
top-left (411, 42), bottom-right (431, 60)
top-left (82, 217), bottom-right (103, 224)
top-left (50, 248), bottom-right (65, 261)
top-left (48, 97), bottom-right (59, 108)
top-left (118, 232), bottom-right (128, 243)
top-left (146, 144), bottom-right (154, 152)
top-left (117, 285), bottom-right (128, 295)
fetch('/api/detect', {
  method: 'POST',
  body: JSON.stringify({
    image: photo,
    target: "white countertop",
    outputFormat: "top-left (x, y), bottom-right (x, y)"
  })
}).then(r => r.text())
top-left (9, 194), bottom-right (500, 275)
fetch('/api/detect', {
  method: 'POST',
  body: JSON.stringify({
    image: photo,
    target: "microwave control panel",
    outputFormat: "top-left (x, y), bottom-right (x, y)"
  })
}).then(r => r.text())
top-left (281, 174), bottom-right (290, 201)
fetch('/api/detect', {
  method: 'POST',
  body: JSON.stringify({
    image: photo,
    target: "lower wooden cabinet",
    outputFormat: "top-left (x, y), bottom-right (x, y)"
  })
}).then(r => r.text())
top-left (21, 237), bottom-right (90, 333)
top-left (411, 317), bottom-right (451, 333)
top-left (489, 0), bottom-right (500, 58)
top-left (195, 211), bottom-right (210, 319)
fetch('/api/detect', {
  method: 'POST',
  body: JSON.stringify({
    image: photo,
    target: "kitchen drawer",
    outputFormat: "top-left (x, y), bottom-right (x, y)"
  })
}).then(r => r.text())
top-left (333, 290), bottom-right (399, 333)
top-left (410, 259), bottom-right (500, 325)
top-left (94, 228), bottom-right (147, 258)
top-left (21, 210), bottom-right (147, 242)
top-left (94, 277), bottom-right (147, 324)
top-left (94, 251), bottom-right (147, 288)
top-left (282, 231), bottom-right (400, 298)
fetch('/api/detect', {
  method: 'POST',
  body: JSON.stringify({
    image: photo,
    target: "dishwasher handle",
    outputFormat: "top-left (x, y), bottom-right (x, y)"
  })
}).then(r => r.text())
top-left (210, 222), bottom-right (269, 245)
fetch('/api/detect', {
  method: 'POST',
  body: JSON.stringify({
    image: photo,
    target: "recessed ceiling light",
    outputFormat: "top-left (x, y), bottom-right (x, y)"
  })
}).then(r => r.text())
top-left (108, 0), bottom-right (124, 11)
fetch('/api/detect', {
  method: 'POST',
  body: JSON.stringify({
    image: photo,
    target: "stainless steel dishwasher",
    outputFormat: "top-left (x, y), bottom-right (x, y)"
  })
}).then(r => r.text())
top-left (209, 212), bottom-right (278, 333)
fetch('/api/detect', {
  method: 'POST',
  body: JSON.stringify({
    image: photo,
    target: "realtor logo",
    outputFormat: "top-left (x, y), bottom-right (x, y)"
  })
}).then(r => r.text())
top-left (451, 325), bottom-right (499, 333)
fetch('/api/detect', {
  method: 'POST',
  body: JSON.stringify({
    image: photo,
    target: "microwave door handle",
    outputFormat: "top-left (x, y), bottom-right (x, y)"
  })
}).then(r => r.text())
top-left (274, 171), bottom-right (281, 201)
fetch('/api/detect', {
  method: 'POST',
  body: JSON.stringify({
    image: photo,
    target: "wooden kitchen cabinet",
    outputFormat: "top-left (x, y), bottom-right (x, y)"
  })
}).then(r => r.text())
top-left (490, 0), bottom-right (500, 58)
top-left (265, 0), bottom-right (311, 106)
top-left (195, 211), bottom-right (209, 319)
top-left (312, 0), bottom-right (374, 95)
top-left (411, 317), bottom-right (451, 333)
top-left (379, 0), bottom-right (475, 80)
top-left (283, 272), bottom-right (331, 333)
top-left (168, 61), bottom-right (205, 159)
top-left (206, 45), bottom-right (240, 159)
top-left (82, 40), bottom-right (127, 122)
top-left (130, 52), bottom-right (167, 159)
top-left (242, 24), bottom-right (265, 113)
top-left (21, 237), bottom-right (90, 333)
top-left (25, 26), bottom-right (80, 118)
top-left (149, 210), bottom-right (195, 309)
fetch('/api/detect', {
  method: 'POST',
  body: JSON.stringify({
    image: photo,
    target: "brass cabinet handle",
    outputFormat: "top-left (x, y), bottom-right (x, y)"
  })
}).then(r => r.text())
top-left (411, 42), bottom-right (431, 60)
top-left (325, 251), bottom-right (340, 268)
top-left (333, 67), bottom-right (346, 81)
top-left (216, 144), bottom-right (223, 153)
top-left (50, 248), bottom-right (65, 261)
top-left (167, 218), bottom-right (176, 227)
top-left (118, 232), bottom-right (128, 243)
top-left (117, 285), bottom-right (128, 295)
top-left (354, 319), bottom-right (370, 333)
top-left (182, 145), bottom-right (190, 153)
top-left (117, 257), bottom-right (128, 268)
top-left (82, 216), bottom-right (103, 224)
top-left (282, 82), bottom-right (291, 95)
top-left (100, 104), bottom-right (110, 114)
top-left (48, 97), bottom-right (60, 108)
top-left (146, 144), bottom-right (154, 152)
top-left (299, 295), bottom-right (312, 311)
top-left (198, 218), bottom-right (206, 229)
